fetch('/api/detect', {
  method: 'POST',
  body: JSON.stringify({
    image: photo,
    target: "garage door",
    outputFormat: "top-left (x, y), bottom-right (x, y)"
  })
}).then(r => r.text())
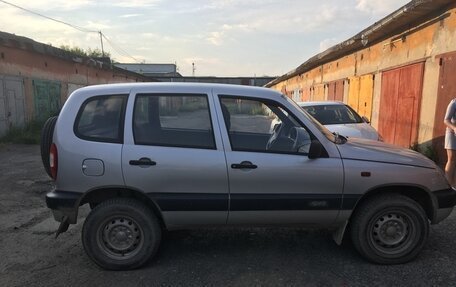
top-left (348, 75), bottom-right (374, 121)
top-left (301, 87), bottom-right (311, 102)
top-left (33, 79), bottom-right (61, 121)
top-left (312, 84), bottom-right (325, 101)
top-left (0, 76), bottom-right (25, 137)
top-left (378, 63), bottom-right (424, 148)
top-left (327, 80), bottom-right (344, 102)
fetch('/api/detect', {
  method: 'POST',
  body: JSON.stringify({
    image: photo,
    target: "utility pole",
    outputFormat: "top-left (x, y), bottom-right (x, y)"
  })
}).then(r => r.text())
top-left (99, 31), bottom-right (105, 57)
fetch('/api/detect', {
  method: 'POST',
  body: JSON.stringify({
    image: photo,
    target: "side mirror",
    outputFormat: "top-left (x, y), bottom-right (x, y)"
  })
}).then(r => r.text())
top-left (308, 140), bottom-right (323, 159)
top-left (362, 116), bottom-right (370, 124)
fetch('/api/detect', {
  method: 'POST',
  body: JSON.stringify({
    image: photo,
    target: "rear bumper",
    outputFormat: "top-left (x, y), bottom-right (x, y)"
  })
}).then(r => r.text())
top-left (46, 190), bottom-right (82, 224)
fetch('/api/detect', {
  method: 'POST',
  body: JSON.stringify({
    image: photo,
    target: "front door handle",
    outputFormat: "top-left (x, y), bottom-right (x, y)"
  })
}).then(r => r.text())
top-left (129, 157), bottom-right (157, 166)
top-left (231, 161), bottom-right (257, 169)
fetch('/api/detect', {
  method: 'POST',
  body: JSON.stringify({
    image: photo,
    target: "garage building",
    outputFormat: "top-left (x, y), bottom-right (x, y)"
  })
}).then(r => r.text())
top-left (266, 0), bottom-right (456, 165)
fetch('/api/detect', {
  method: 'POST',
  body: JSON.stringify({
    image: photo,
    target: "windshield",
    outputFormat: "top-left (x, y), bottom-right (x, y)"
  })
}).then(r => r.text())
top-left (283, 96), bottom-right (337, 143)
top-left (301, 104), bottom-right (363, 125)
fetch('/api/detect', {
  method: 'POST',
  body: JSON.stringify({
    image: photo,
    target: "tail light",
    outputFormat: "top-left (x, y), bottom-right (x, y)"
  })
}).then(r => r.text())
top-left (50, 143), bottom-right (58, 180)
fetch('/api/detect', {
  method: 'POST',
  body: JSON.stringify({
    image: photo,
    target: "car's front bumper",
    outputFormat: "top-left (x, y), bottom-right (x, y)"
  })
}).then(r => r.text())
top-left (434, 188), bottom-right (456, 208)
top-left (432, 187), bottom-right (456, 223)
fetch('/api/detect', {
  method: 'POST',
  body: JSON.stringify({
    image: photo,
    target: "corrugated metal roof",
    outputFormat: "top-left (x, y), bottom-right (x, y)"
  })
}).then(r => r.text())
top-left (266, 0), bottom-right (454, 87)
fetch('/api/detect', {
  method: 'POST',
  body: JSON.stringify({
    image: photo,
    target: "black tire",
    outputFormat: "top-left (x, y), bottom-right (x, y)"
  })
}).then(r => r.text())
top-left (82, 198), bottom-right (162, 270)
top-left (350, 193), bottom-right (429, 264)
top-left (40, 116), bottom-right (57, 178)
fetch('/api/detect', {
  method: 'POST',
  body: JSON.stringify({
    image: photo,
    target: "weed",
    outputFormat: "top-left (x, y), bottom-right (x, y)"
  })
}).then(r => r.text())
top-left (0, 120), bottom-right (44, 144)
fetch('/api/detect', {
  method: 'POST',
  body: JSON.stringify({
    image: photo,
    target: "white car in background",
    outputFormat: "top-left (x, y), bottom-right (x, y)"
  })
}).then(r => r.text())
top-left (298, 101), bottom-right (380, 141)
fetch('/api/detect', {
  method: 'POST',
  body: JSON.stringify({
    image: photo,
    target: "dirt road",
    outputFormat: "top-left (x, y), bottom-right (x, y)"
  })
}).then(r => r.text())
top-left (1, 144), bottom-right (456, 287)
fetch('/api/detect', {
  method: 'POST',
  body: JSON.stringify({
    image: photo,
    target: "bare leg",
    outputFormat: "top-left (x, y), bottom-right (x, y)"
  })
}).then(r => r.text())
top-left (445, 149), bottom-right (456, 187)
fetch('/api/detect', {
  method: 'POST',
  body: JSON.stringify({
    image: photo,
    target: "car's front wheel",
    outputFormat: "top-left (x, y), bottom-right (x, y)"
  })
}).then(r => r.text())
top-left (350, 193), bottom-right (429, 264)
top-left (82, 198), bottom-right (161, 270)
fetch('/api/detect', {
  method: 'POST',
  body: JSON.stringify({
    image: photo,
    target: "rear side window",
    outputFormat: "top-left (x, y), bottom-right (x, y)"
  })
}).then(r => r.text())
top-left (133, 94), bottom-right (215, 149)
top-left (74, 95), bottom-right (127, 143)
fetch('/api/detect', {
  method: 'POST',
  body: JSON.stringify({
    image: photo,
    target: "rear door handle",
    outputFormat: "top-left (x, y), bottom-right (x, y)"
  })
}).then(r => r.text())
top-left (129, 157), bottom-right (157, 166)
top-left (231, 161), bottom-right (257, 169)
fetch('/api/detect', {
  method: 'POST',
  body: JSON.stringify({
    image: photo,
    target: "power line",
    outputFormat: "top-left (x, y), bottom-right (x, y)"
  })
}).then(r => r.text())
top-left (102, 33), bottom-right (140, 63)
top-left (0, 0), bottom-right (98, 33)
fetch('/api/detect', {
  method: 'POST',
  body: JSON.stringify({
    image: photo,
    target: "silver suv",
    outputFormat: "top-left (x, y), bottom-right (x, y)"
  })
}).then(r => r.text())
top-left (43, 83), bottom-right (456, 270)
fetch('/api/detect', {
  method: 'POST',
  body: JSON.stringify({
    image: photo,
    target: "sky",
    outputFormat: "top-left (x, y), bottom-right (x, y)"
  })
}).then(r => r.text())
top-left (0, 0), bottom-right (410, 77)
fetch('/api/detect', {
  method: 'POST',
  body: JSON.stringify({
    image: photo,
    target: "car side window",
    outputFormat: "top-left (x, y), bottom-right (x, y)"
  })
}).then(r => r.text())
top-left (220, 96), bottom-right (312, 154)
top-left (74, 95), bottom-right (127, 143)
top-left (133, 94), bottom-right (216, 149)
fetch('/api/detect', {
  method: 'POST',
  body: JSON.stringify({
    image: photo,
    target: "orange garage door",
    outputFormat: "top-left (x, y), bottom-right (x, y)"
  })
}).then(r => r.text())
top-left (348, 75), bottom-right (374, 121)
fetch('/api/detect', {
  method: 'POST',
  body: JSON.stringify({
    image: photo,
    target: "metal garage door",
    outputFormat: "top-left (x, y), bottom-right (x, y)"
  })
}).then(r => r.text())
top-left (292, 88), bottom-right (301, 102)
top-left (301, 87), bottom-right (311, 102)
top-left (379, 62), bottom-right (424, 148)
top-left (0, 76), bottom-right (25, 137)
top-left (433, 52), bottom-right (456, 165)
top-left (358, 75), bottom-right (374, 121)
top-left (327, 80), bottom-right (344, 102)
top-left (348, 76), bottom-right (360, 111)
top-left (33, 79), bottom-right (61, 121)
top-left (348, 75), bottom-right (374, 121)
top-left (312, 84), bottom-right (325, 101)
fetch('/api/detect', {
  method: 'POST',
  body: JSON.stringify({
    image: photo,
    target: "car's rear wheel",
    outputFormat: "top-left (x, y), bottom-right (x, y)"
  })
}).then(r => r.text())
top-left (40, 116), bottom-right (57, 178)
top-left (82, 198), bottom-right (161, 270)
top-left (350, 193), bottom-right (429, 264)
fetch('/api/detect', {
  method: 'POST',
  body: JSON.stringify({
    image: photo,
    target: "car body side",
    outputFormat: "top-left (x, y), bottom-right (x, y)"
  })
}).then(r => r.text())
top-left (47, 83), bottom-right (453, 237)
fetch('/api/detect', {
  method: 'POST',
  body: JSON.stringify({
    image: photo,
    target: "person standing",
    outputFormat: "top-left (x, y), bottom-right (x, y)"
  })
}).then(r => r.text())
top-left (444, 99), bottom-right (456, 187)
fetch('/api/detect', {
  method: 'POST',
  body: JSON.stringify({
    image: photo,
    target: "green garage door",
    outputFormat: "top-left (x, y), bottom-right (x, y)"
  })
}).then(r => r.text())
top-left (33, 79), bottom-right (61, 121)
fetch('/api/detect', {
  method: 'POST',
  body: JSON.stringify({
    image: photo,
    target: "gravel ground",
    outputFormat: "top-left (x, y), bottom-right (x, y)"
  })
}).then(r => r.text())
top-left (1, 144), bottom-right (456, 287)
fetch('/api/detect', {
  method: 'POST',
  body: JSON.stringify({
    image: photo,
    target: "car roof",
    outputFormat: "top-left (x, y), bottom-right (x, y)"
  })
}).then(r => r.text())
top-left (75, 82), bottom-right (274, 93)
top-left (297, 101), bottom-right (346, 107)
top-left (71, 82), bottom-right (283, 101)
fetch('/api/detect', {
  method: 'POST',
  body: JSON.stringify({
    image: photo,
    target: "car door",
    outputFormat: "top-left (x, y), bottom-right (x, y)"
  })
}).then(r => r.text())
top-left (122, 89), bottom-right (229, 228)
top-left (216, 94), bottom-right (344, 226)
